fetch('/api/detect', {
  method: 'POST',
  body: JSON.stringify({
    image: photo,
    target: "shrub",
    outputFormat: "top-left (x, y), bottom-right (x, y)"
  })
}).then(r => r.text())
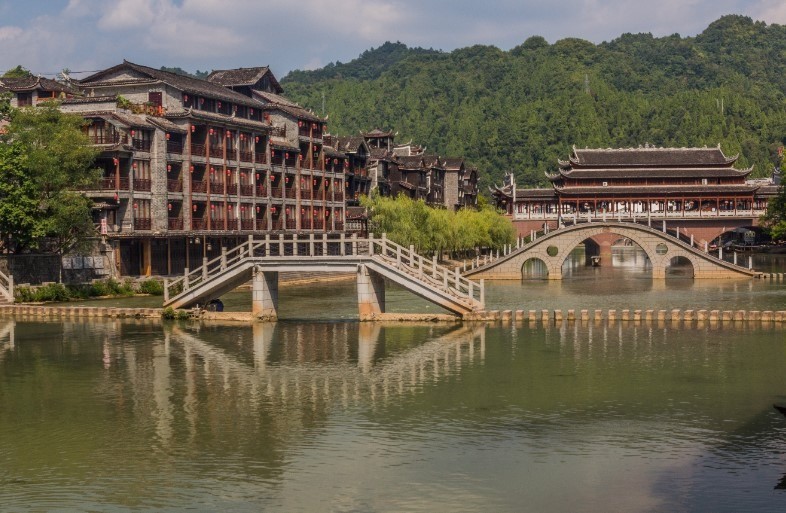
top-left (138, 278), bottom-right (163, 296)
top-left (34, 283), bottom-right (70, 302)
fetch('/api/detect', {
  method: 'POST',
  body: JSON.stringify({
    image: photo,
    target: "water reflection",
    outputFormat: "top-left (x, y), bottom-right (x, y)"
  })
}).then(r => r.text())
top-left (2, 318), bottom-right (786, 512)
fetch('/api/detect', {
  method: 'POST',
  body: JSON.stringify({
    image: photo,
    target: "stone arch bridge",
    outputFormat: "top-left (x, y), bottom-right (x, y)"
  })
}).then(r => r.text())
top-left (465, 221), bottom-right (758, 280)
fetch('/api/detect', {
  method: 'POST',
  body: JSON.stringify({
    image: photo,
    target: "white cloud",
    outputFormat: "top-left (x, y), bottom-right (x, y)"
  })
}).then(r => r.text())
top-left (0, 25), bottom-right (23, 41)
top-left (753, 0), bottom-right (786, 24)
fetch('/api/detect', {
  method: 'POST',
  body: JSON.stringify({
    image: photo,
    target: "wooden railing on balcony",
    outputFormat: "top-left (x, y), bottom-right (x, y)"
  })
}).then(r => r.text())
top-left (313, 219), bottom-right (325, 230)
top-left (256, 219), bottom-right (268, 231)
top-left (285, 187), bottom-right (296, 199)
top-left (89, 134), bottom-right (120, 145)
top-left (333, 192), bottom-right (344, 202)
top-left (226, 183), bottom-right (238, 195)
top-left (256, 185), bottom-right (267, 197)
top-left (241, 219), bottom-right (255, 230)
top-left (254, 152), bottom-right (267, 164)
top-left (89, 177), bottom-right (130, 190)
top-left (301, 219), bottom-right (312, 230)
top-left (286, 219), bottom-right (296, 230)
top-left (301, 189), bottom-right (312, 200)
top-left (167, 179), bottom-right (183, 193)
top-left (134, 218), bottom-right (152, 230)
top-left (132, 140), bottom-right (151, 152)
top-left (191, 180), bottom-right (207, 193)
top-left (240, 184), bottom-right (254, 196)
top-left (133, 179), bottom-right (151, 191)
top-left (271, 187), bottom-right (282, 197)
top-left (192, 218), bottom-right (206, 230)
top-left (209, 146), bottom-right (223, 158)
top-left (334, 221), bottom-right (344, 231)
top-left (166, 141), bottom-right (183, 154)
top-left (239, 151), bottom-right (253, 162)
top-left (191, 143), bottom-right (205, 156)
top-left (168, 217), bottom-right (184, 230)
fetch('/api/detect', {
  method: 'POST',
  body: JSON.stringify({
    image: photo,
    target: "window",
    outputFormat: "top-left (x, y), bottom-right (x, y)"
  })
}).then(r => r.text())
top-left (17, 92), bottom-right (32, 107)
top-left (702, 178), bottom-right (708, 185)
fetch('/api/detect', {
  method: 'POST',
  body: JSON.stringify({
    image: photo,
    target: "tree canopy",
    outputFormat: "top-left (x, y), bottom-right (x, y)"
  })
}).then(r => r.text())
top-left (282, 16), bottom-right (786, 191)
top-left (0, 99), bottom-right (99, 253)
top-left (361, 193), bottom-right (514, 256)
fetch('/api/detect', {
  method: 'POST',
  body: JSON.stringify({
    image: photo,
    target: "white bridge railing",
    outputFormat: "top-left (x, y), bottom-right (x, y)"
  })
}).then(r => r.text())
top-left (0, 269), bottom-right (13, 303)
top-left (164, 233), bottom-right (484, 310)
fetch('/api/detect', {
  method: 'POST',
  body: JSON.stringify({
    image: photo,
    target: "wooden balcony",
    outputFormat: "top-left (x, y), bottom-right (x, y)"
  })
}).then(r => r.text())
top-left (133, 179), bottom-right (151, 192)
top-left (191, 180), bottom-right (207, 193)
top-left (89, 134), bottom-right (120, 145)
top-left (132, 140), bottom-right (151, 152)
top-left (191, 143), bottom-right (205, 157)
top-left (285, 187), bottom-right (296, 199)
top-left (167, 179), bottom-right (183, 193)
top-left (334, 221), bottom-right (344, 231)
top-left (192, 218), bottom-right (206, 230)
top-left (209, 146), bottom-right (223, 159)
top-left (226, 183), bottom-right (238, 195)
top-left (301, 189), bottom-right (312, 200)
top-left (168, 217), bottom-right (184, 230)
top-left (239, 151), bottom-right (253, 162)
top-left (256, 219), bottom-right (268, 231)
top-left (240, 184), bottom-right (254, 197)
top-left (134, 218), bottom-right (152, 230)
top-left (254, 152), bottom-right (268, 164)
top-left (166, 141), bottom-right (183, 154)
top-left (286, 219), bottom-right (296, 230)
top-left (333, 192), bottom-right (344, 202)
top-left (313, 219), bottom-right (325, 230)
top-left (271, 187), bottom-right (282, 197)
top-left (87, 177), bottom-right (130, 191)
top-left (241, 219), bottom-right (255, 230)
top-left (256, 185), bottom-right (268, 197)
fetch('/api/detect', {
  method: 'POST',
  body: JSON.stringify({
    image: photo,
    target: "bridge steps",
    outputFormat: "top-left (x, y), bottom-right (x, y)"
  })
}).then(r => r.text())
top-left (163, 235), bottom-right (484, 317)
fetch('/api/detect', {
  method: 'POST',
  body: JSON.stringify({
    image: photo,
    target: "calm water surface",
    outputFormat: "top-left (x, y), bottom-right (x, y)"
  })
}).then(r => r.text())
top-left (5, 251), bottom-right (786, 511)
top-left (1, 319), bottom-right (785, 512)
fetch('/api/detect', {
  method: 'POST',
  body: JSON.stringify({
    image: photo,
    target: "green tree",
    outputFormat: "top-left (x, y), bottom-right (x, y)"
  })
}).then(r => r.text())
top-left (762, 183), bottom-right (786, 240)
top-left (0, 101), bottom-right (99, 254)
top-left (2, 65), bottom-right (32, 78)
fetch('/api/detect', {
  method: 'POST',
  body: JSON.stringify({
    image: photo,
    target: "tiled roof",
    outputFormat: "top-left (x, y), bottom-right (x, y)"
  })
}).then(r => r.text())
top-left (79, 60), bottom-right (261, 109)
top-left (568, 146), bottom-right (737, 167)
top-left (363, 128), bottom-right (394, 137)
top-left (269, 137), bottom-right (299, 150)
top-left (146, 116), bottom-right (186, 133)
top-left (334, 136), bottom-right (366, 153)
top-left (442, 157), bottom-right (465, 170)
top-left (368, 147), bottom-right (393, 160)
top-left (0, 76), bottom-right (77, 94)
top-left (555, 167), bottom-right (752, 180)
top-left (397, 155), bottom-right (424, 169)
top-left (167, 109), bottom-right (273, 132)
top-left (323, 145), bottom-right (346, 158)
top-left (250, 90), bottom-right (300, 108)
top-left (207, 67), bottom-right (283, 94)
top-left (515, 188), bottom-right (558, 199)
top-left (61, 95), bottom-right (116, 105)
top-left (555, 184), bottom-right (759, 196)
top-left (346, 206), bottom-right (367, 220)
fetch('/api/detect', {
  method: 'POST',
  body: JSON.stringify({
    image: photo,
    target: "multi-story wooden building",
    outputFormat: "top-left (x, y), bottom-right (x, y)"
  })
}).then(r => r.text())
top-left (492, 145), bottom-right (779, 244)
top-left (59, 61), bottom-right (346, 276)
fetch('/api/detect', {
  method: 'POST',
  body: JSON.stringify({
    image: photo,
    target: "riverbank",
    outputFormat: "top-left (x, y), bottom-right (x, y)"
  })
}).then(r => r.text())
top-left (2, 304), bottom-right (785, 327)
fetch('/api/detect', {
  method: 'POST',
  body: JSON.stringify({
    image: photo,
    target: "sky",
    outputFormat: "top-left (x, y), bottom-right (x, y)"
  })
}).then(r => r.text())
top-left (1, 0), bottom-right (786, 81)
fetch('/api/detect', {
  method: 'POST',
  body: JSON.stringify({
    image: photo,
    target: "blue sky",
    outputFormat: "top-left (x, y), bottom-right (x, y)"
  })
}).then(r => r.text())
top-left (1, 0), bottom-right (785, 81)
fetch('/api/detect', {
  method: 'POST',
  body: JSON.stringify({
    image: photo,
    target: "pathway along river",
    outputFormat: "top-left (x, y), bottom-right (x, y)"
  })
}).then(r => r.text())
top-left (1, 249), bottom-right (785, 512)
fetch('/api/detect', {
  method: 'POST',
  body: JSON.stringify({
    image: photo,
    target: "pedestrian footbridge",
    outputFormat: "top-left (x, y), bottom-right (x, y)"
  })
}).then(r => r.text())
top-left (163, 234), bottom-right (485, 319)
top-left (465, 220), bottom-right (759, 280)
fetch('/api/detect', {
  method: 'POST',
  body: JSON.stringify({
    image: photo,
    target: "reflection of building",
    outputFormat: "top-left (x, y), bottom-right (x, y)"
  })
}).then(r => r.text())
top-left (492, 145), bottom-right (780, 244)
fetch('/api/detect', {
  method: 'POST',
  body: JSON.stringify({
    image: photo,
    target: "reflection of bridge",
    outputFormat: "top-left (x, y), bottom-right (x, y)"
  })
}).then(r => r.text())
top-left (466, 220), bottom-right (758, 280)
top-left (170, 323), bottom-right (486, 409)
top-left (163, 235), bottom-right (484, 318)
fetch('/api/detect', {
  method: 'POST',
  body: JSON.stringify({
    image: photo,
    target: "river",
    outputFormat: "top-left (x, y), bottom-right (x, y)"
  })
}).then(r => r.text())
top-left (1, 250), bottom-right (785, 512)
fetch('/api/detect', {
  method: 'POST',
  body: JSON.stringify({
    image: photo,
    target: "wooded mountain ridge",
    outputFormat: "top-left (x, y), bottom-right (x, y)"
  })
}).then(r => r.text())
top-left (281, 15), bottom-right (786, 190)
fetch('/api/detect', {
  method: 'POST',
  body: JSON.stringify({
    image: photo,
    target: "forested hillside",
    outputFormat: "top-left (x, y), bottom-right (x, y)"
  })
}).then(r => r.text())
top-left (281, 16), bottom-right (786, 190)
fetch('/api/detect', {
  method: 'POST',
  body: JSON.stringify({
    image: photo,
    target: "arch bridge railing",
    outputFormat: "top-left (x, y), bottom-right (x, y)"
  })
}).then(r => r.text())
top-left (164, 233), bottom-right (483, 309)
top-left (467, 215), bottom-right (755, 272)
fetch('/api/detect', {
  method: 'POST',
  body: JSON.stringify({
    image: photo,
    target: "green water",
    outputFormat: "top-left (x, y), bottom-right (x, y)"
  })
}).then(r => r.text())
top-left (5, 251), bottom-right (786, 511)
top-left (1, 318), bottom-right (785, 512)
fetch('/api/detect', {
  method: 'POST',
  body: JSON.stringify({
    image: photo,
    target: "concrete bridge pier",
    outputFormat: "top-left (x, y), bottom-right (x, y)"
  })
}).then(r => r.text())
top-left (357, 264), bottom-right (386, 319)
top-left (252, 267), bottom-right (279, 321)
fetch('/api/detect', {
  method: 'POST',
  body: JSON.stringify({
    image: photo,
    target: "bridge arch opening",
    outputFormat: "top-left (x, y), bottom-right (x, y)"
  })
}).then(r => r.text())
top-left (562, 233), bottom-right (652, 277)
top-left (666, 256), bottom-right (694, 278)
top-left (522, 257), bottom-right (549, 280)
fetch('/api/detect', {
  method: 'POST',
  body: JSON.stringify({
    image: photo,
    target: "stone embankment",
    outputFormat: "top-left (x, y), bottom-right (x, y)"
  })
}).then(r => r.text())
top-left (0, 304), bottom-right (784, 327)
top-left (464, 308), bottom-right (786, 326)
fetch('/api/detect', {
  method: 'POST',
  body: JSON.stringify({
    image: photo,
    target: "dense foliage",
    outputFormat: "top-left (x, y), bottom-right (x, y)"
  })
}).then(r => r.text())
top-left (762, 182), bottom-right (786, 241)
top-left (0, 98), bottom-right (99, 254)
top-left (361, 193), bottom-right (514, 256)
top-left (282, 16), bottom-right (786, 191)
